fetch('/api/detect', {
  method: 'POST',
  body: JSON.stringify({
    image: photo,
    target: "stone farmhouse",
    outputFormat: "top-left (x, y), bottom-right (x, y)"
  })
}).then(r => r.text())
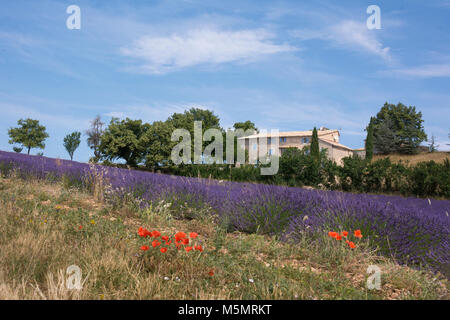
top-left (237, 128), bottom-right (365, 165)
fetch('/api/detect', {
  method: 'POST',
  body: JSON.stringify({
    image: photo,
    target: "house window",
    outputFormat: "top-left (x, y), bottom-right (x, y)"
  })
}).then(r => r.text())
top-left (302, 137), bottom-right (309, 144)
top-left (280, 137), bottom-right (287, 143)
top-left (267, 138), bottom-right (271, 144)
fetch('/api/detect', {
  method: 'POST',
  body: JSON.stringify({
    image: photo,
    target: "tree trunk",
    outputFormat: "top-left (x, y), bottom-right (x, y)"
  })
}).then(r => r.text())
top-left (27, 147), bottom-right (30, 155)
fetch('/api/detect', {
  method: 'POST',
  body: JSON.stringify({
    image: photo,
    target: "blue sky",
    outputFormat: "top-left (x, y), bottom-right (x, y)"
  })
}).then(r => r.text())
top-left (1, 0), bottom-right (449, 162)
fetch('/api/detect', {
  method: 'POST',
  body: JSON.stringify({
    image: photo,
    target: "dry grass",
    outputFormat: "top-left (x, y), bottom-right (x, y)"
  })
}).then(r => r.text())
top-left (0, 175), bottom-right (447, 300)
top-left (373, 152), bottom-right (450, 166)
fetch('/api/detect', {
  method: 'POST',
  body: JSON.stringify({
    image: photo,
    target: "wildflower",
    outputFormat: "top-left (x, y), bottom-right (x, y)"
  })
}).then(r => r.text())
top-left (354, 230), bottom-right (363, 238)
top-left (138, 227), bottom-right (152, 238)
top-left (140, 245), bottom-right (149, 251)
top-left (208, 270), bottom-right (214, 276)
top-left (348, 241), bottom-right (356, 249)
top-left (175, 276), bottom-right (180, 282)
top-left (90, 219), bottom-right (96, 225)
top-left (342, 231), bottom-right (348, 237)
top-left (151, 230), bottom-right (161, 238)
top-left (161, 235), bottom-right (169, 241)
top-left (185, 246), bottom-right (193, 252)
top-left (166, 240), bottom-right (172, 246)
top-left (175, 232), bottom-right (186, 241)
top-left (194, 245), bottom-right (203, 252)
top-left (99, 294), bottom-right (104, 300)
top-left (152, 240), bottom-right (161, 248)
top-left (249, 279), bottom-right (255, 283)
top-left (328, 231), bottom-right (338, 238)
top-left (160, 247), bottom-right (167, 253)
top-left (181, 238), bottom-right (189, 245)
top-left (189, 232), bottom-right (198, 239)
top-left (163, 276), bottom-right (169, 281)
top-left (335, 234), bottom-right (342, 240)
top-left (78, 225), bottom-right (83, 230)
top-left (345, 240), bottom-right (350, 244)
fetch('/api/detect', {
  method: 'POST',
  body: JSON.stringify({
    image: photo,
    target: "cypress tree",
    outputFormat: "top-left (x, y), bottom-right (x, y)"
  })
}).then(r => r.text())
top-left (310, 127), bottom-right (320, 162)
top-left (365, 118), bottom-right (374, 162)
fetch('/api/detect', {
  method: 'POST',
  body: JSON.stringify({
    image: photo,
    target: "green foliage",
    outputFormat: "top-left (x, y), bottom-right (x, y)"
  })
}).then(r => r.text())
top-left (338, 155), bottom-right (367, 192)
top-left (63, 131), bottom-right (81, 161)
top-left (8, 118), bottom-right (49, 155)
top-left (372, 102), bottom-right (427, 154)
top-left (142, 121), bottom-right (176, 168)
top-left (13, 147), bottom-right (23, 153)
top-left (99, 118), bottom-right (150, 166)
top-left (310, 127), bottom-right (320, 162)
top-left (365, 117), bottom-right (374, 162)
top-left (233, 120), bottom-right (257, 133)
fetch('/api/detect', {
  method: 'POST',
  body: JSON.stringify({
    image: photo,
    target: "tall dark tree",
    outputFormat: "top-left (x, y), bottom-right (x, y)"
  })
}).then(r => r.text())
top-left (85, 115), bottom-right (104, 162)
top-left (372, 102), bottom-right (427, 154)
top-left (365, 117), bottom-right (375, 162)
top-left (310, 127), bottom-right (320, 162)
top-left (64, 131), bottom-right (81, 161)
top-left (8, 118), bottom-right (49, 155)
top-left (99, 118), bottom-right (150, 166)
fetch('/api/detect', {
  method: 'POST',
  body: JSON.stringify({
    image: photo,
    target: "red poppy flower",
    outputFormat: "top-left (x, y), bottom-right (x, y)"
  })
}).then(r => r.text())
top-left (185, 246), bottom-right (193, 252)
top-left (78, 225), bottom-right (83, 230)
top-left (181, 238), bottom-right (189, 245)
top-left (208, 270), bottom-right (214, 276)
top-left (336, 234), bottom-right (342, 240)
top-left (161, 235), bottom-right (169, 241)
top-left (342, 231), bottom-right (348, 237)
top-left (175, 232), bottom-right (186, 242)
top-left (151, 230), bottom-right (161, 238)
top-left (160, 247), bottom-right (167, 253)
top-left (348, 241), bottom-right (356, 249)
top-left (189, 232), bottom-right (198, 239)
top-left (345, 240), bottom-right (350, 244)
top-left (328, 231), bottom-right (338, 238)
top-left (138, 227), bottom-right (152, 238)
top-left (194, 245), bottom-right (203, 252)
top-left (166, 240), bottom-right (172, 246)
top-left (140, 245), bottom-right (149, 251)
top-left (152, 240), bottom-right (161, 248)
top-left (354, 230), bottom-right (363, 239)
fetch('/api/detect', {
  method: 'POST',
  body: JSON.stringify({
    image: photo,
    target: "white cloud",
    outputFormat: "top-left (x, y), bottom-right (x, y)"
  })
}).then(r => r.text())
top-left (120, 28), bottom-right (295, 74)
top-left (388, 63), bottom-right (450, 78)
top-left (292, 20), bottom-right (391, 62)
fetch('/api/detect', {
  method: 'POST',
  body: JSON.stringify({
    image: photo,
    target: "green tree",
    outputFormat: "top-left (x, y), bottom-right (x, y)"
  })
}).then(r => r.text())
top-left (372, 102), bottom-right (427, 154)
top-left (365, 117), bottom-right (375, 162)
top-left (167, 108), bottom-right (223, 162)
top-left (310, 127), bottom-right (320, 162)
top-left (8, 118), bottom-right (49, 155)
top-left (99, 118), bottom-right (150, 166)
top-left (233, 121), bottom-right (258, 133)
top-left (141, 121), bottom-right (176, 168)
top-left (63, 131), bottom-right (81, 161)
top-left (13, 147), bottom-right (23, 153)
top-left (85, 115), bottom-right (104, 162)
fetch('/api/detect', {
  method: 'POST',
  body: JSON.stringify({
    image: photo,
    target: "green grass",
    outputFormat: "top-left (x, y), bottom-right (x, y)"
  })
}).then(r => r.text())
top-left (0, 175), bottom-right (447, 300)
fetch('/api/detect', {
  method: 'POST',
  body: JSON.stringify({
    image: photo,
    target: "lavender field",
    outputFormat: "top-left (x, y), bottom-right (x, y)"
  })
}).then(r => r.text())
top-left (1, 150), bottom-right (449, 277)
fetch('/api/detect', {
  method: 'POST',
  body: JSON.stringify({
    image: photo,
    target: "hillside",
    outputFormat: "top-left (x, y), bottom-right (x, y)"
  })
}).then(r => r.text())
top-left (0, 175), bottom-right (447, 300)
top-left (373, 152), bottom-right (449, 166)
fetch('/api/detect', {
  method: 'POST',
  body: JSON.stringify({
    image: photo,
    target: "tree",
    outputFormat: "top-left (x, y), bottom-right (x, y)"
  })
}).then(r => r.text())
top-left (365, 117), bottom-right (375, 162)
top-left (85, 115), bottom-right (104, 162)
top-left (63, 131), bottom-right (81, 161)
top-left (99, 118), bottom-right (150, 166)
top-left (13, 147), bottom-right (23, 153)
top-left (310, 127), bottom-right (320, 162)
top-left (233, 121), bottom-right (258, 133)
top-left (141, 121), bottom-right (176, 168)
top-left (372, 102), bottom-right (427, 154)
top-left (8, 118), bottom-right (49, 155)
top-left (167, 107), bottom-right (223, 162)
